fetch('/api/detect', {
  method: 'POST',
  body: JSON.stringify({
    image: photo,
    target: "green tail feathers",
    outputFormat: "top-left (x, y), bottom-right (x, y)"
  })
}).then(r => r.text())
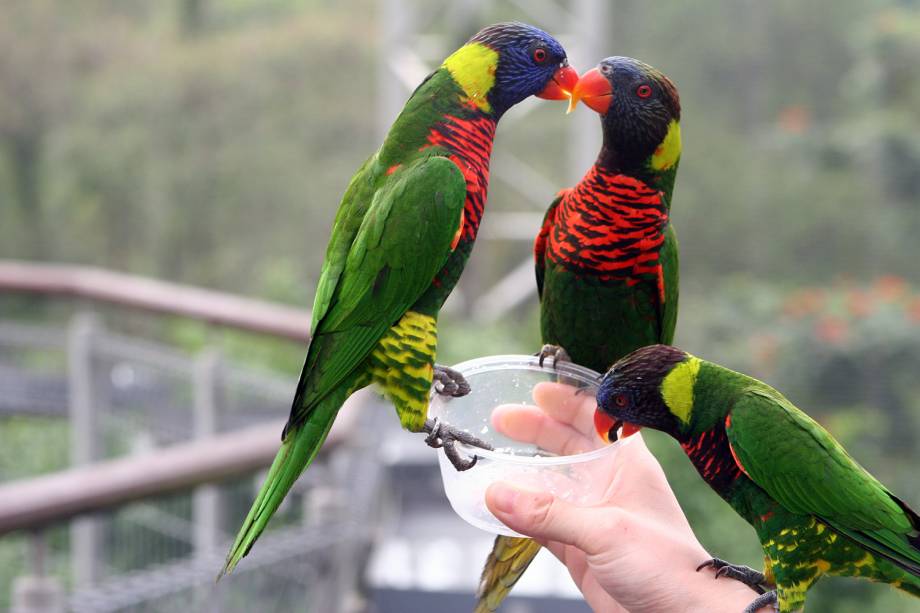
top-left (220, 395), bottom-right (341, 577)
top-left (475, 536), bottom-right (543, 613)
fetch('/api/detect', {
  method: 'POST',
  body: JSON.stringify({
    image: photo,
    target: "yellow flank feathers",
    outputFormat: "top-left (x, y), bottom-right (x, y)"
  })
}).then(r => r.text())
top-left (442, 43), bottom-right (498, 112)
top-left (650, 120), bottom-right (682, 171)
top-left (661, 356), bottom-right (701, 424)
top-left (368, 310), bottom-right (438, 431)
top-left (855, 553), bottom-right (873, 568)
top-left (763, 559), bottom-right (775, 585)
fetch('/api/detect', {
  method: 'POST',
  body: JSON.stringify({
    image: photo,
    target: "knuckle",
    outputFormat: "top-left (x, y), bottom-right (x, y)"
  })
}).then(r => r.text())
top-left (527, 492), bottom-right (556, 529)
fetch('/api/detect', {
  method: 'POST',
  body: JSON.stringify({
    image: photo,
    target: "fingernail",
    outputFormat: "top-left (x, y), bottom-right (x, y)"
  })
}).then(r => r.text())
top-left (489, 483), bottom-right (520, 514)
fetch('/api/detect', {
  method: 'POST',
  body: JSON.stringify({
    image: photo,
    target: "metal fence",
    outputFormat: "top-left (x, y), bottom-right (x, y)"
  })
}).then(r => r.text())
top-left (0, 313), bottom-right (384, 613)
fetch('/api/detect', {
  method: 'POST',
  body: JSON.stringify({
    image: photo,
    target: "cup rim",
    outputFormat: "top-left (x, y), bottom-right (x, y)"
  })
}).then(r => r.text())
top-left (437, 353), bottom-right (620, 466)
top-left (448, 353), bottom-right (602, 387)
top-left (463, 431), bottom-right (631, 465)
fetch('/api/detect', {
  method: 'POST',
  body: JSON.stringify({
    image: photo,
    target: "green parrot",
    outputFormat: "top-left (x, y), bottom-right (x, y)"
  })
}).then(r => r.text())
top-left (476, 57), bottom-right (682, 612)
top-left (594, 344), bottom-right (920, 613)
top-left (221, 22), bottom-right (579, 575)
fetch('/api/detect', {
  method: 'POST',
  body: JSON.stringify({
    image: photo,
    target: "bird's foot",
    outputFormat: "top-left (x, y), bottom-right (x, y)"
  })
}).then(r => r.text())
top-left (423, 417), bottom-right (493, 471)
top-left (697, 558), bottom-right (771, 594)
top-left (536, 344), bottom-right (571, 368)
top-left (432, 364), bottom-right (471, 397)
top-left (742, 590), bottom-right (778, 613)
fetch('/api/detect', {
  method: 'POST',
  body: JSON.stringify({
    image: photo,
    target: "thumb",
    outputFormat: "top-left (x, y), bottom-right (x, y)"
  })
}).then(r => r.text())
top-left (485, 482), bottom-right (614, 555)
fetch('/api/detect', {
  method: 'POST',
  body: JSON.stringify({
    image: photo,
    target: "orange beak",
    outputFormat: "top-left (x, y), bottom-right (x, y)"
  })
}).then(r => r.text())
top-left (537, 64), bottom-right (579, 102)
top-left (568, 67), bottom-right (613, 115)
top-left (594, 409), bottom-right (641, 443)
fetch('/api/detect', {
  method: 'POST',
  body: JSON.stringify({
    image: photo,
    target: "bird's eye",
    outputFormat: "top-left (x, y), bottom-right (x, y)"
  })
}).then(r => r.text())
top-left (636, 84), bottom-right (653, 99)
top-left (532, 48), bottom-right (548, 64)
top-left (615, 393), bottom-right (628, 408)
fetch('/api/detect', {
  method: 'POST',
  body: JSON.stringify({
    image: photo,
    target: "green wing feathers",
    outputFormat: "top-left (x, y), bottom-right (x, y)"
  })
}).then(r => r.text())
top-left (311, 155), bottom-right (376, 331)
top-left (287, 156), bottom-right (467, 433)
top-left (222, 156), bottom-right (466, 575)
top-left (726, 388), bottom-right (920, 576)
top-left (475, 536), bottom-right (543, 613)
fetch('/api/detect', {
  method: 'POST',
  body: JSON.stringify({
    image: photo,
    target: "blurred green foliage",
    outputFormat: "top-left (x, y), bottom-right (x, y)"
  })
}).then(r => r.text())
top-left (1, 0), bottom-right (920, 611)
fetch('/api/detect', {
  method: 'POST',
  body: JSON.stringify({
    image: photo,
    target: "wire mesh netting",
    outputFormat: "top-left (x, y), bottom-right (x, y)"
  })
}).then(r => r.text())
top-left (0, 316), bottom-right (384, 612)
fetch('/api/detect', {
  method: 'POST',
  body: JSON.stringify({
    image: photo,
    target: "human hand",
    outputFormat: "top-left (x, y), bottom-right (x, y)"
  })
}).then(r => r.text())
top-left (484, 382), bottom-right (763, 613)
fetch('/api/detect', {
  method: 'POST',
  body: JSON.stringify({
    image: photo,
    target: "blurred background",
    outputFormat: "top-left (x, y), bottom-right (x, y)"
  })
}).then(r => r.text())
top-left (1, 0), bottom-right (919, 611)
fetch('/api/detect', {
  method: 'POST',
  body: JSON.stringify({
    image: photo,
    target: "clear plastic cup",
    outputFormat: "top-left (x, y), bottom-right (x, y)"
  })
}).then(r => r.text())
top-left (428, 354), bottom-right (630, 537)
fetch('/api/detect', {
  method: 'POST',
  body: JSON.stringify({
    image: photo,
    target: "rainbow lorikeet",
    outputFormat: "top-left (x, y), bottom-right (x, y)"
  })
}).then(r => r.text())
top-left (595, 344), bottom-right (920, 613)
top-left (221, 22), bottom-right (578, 575)
top-left (476, 57), bottom-right (682, 612)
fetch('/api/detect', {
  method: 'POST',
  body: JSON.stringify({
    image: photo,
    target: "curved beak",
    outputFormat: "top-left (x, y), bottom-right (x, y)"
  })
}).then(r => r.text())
top-left (594, 408), bottom-right (641, 443)
top-left (536, 64), bottom-right (579, 102)
top-left (568, 67), bottom-right (613, 115)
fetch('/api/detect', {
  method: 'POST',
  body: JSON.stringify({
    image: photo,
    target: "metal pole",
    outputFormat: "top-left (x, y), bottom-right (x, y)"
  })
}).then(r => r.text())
top-left (299, 390), bottom-right (371, 613)
top-left (193, 349), bottom-right (222, 557)
top-left (11, 531), bottom-right (64, 613)
top-left (305, 481), bottom-right (340, 613)
top-left (193, 349), bottom-right (223, 613)
top-left (330, 442), bottom-right (355, 613)
top-left (378, 0), bottom-right (412, 142)
top-left (68, 313), bottom-right (101, 587)
top-left (568, 0), bottom-right (607, 183)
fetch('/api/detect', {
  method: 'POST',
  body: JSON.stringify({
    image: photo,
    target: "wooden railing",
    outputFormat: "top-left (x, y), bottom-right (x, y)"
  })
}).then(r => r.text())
top-left (0, 416), bottom-right (364, 535)
top-left (0, 260), bottom-right (311, 341)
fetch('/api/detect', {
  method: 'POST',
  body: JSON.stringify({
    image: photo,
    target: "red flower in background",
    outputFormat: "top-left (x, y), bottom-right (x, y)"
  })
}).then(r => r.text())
top-left (783, 288), bottom-right (826, 319)
top-left (908, 298), bottom-right (920, 323)
top-left (847, 289), bottom-right (875, 318)
top-left (873, 275), bottom-right (908, 302)
top-left (750, 333), bottom-right (779, 371)
top-left (777, 105), bottom-right (811, 135)
top-left (815, 316), bottom-right (849, 345)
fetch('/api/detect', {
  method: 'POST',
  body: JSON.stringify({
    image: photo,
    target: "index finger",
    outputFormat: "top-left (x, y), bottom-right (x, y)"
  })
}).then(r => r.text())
top-left (531, 381), bottom-right (599, 439)
top-left (491, 403), bottom-right (597, 455)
